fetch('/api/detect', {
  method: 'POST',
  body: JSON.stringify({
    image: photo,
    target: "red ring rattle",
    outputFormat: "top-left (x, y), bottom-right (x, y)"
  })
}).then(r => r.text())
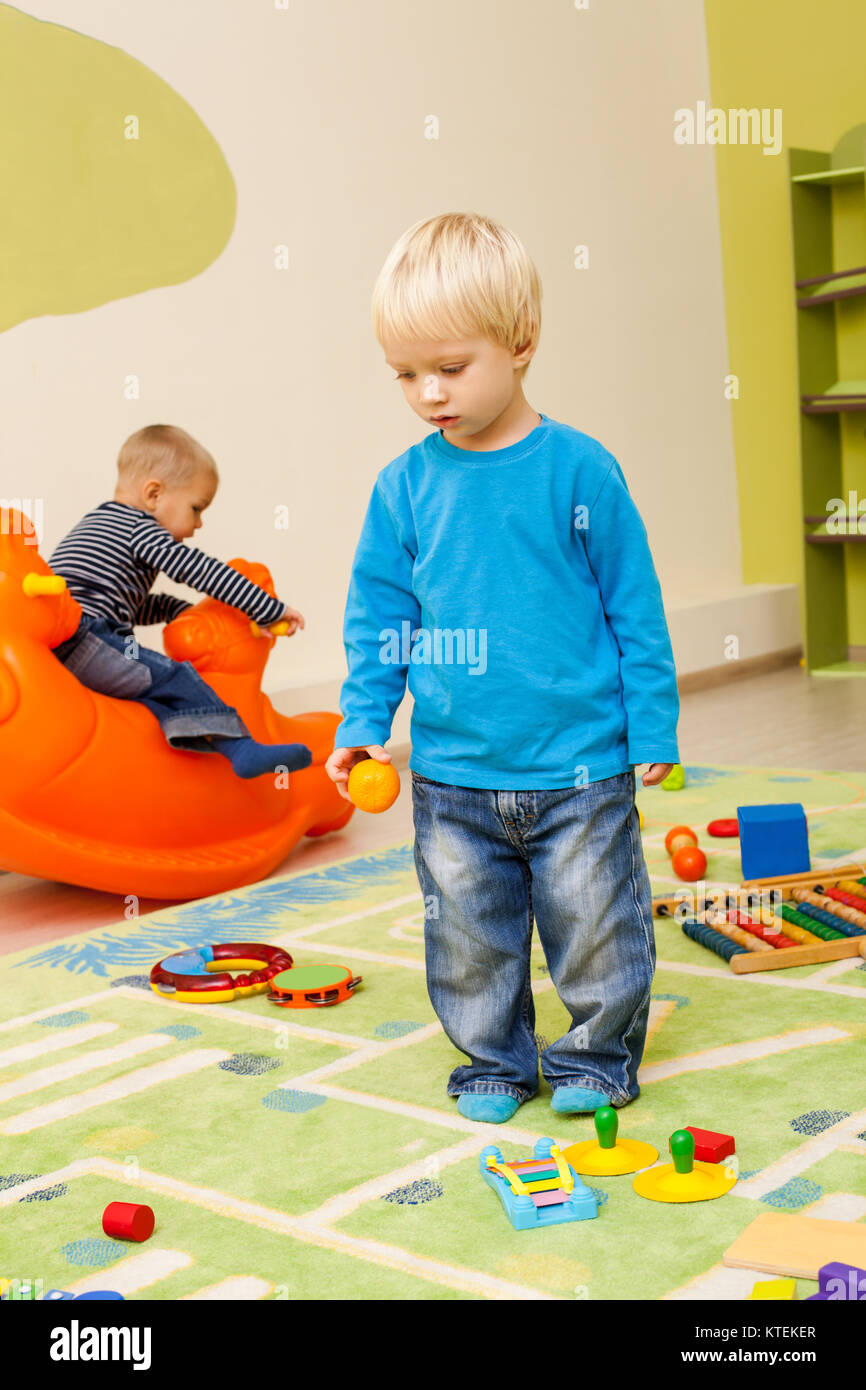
top-left (149, 942), bottom-right (293, 1003)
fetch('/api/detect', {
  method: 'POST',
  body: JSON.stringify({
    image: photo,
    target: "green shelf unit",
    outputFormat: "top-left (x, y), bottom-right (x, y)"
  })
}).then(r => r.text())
top-left (790, 123), bottom-right (866, 676)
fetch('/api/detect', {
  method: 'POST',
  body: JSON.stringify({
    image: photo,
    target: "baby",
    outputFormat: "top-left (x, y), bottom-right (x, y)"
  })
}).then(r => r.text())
top-left (50, 424), bottom-right (312, 780)
top-left (326, 213), bottom-right (680, 1124)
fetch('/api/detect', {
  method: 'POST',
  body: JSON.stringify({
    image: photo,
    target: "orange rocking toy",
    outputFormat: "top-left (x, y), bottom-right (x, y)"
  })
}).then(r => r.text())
top-left (0, 509), bottom-right (354, 899)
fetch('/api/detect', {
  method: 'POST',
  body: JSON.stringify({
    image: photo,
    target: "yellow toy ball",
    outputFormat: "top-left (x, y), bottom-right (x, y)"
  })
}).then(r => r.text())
top-left (347, 759), bottom-right (401, 813)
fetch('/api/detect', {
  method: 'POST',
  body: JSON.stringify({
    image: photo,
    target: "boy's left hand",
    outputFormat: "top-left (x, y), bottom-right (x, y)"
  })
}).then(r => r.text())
top-left (638, 763), bottom-right (674, 787)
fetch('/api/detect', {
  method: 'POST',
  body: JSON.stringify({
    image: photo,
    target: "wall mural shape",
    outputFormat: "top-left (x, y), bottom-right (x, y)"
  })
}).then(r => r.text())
top-left (0, 4), bottom-right (237, 333)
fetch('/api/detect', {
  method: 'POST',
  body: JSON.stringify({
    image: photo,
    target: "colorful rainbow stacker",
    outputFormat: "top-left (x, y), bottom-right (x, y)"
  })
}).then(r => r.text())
top-left (479, 1138), bottom-right (598, 1230)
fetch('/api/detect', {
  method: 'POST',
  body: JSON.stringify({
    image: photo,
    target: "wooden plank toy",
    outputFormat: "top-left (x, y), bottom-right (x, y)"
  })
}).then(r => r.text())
top-left (723, 1212), bottom-right (866, 1279)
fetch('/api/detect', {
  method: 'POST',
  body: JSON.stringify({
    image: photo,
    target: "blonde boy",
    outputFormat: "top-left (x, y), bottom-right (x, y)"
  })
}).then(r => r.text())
top-left (327, 215), bottom-right (679, 1122)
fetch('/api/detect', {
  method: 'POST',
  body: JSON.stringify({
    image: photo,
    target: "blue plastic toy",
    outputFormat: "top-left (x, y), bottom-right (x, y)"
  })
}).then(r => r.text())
top-left (479, 1137), bottom-right (598, 1230)
top-left (737, 803), bottom-right (810, 880)
top-left (43, 1289), bottom-right (125, 1301)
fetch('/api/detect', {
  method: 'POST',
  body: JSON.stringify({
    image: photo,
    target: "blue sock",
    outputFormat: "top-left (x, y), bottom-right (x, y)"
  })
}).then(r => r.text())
top-left (457, 1094), bottom-right (520, 1124)
top-left (208, 735), bottom-right (313, 779)
top-left (550, 1086), bottom-right (611, 1114)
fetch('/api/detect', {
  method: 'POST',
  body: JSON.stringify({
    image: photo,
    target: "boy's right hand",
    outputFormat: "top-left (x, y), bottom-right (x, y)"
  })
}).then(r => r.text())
top-left (278, 604), bottom-right (305, 635)
top-left (325, 746), bottom-right (392, 802)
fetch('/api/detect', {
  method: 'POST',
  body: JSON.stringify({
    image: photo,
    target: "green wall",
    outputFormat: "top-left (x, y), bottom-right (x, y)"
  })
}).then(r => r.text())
top-left (0, 4), bottom-right (236, 333)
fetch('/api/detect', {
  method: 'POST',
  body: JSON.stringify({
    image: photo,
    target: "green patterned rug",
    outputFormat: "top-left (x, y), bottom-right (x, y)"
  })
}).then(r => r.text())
top-left (1, 764), bottom-right (865, 1301)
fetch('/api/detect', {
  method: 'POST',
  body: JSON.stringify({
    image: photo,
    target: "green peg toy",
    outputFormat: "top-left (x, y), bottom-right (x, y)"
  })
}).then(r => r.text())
top-left (595, 1106), bottom-right (618, 1149)
top-left (670, 1129), bottom-right (695, 1173)
top-left (562, 1105), bottom-right (658, 1176)
top-left (633, 1126), bottom-right (737, 1203)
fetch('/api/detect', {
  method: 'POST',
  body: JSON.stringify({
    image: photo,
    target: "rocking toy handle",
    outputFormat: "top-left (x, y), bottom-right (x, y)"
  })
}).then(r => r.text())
top-left (22, 573), bottom-right (67, 597)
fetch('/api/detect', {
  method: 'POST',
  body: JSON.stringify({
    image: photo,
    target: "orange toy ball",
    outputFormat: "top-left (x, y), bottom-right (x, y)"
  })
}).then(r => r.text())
top-left (665, 825), bottom-right (698, 855)
top-left (347, 759), bottom-right (401, 814)
top-left (672, 845), bottom-right (707, 882)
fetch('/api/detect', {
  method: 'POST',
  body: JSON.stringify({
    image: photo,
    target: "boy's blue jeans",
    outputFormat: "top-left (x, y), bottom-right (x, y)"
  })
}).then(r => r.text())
top-left (411, 768), bottom-right (655, 1108)
top-left (51, 614), bottom-right (249, 750)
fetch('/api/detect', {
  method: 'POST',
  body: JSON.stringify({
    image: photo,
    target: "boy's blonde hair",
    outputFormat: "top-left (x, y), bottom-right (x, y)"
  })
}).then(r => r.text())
top-left (117, 425), bottom-right (218, 489)
top-left (371, 213), bottom-right (542, 367)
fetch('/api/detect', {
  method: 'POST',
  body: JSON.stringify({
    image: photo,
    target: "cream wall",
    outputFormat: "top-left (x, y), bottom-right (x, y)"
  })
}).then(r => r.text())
top-left (1, 1), bottom-right (778, 728)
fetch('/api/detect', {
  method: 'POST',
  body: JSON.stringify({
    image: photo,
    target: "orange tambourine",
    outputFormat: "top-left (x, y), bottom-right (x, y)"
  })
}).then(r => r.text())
top-left (267, 964), bottom-right (362, 1009)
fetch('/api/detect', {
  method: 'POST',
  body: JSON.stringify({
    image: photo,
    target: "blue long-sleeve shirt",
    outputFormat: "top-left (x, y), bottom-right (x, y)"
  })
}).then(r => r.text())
top-left (334, 414), bottom-right (680, 789)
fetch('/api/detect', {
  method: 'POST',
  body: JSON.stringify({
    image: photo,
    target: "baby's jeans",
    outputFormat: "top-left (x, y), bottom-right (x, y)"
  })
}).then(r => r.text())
top-left (410, 769), bottom-right (655, 1107)
top-left (52, 614), bottom-right (250, 751)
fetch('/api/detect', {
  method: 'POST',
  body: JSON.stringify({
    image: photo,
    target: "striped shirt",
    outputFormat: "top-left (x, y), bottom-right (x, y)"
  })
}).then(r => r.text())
top-left (49, 501), bottom-right (286, 631)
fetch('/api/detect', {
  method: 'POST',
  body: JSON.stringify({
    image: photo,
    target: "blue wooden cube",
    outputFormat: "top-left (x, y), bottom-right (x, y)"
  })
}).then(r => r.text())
top-left (737, 803), bottom-right (810, 880)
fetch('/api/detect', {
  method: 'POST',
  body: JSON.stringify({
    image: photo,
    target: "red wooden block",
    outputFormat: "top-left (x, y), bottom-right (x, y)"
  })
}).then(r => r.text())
top-left (668, 1127), bottom-right (735, 1164)
top-left (102, 1202), bottom-right (155, 1242)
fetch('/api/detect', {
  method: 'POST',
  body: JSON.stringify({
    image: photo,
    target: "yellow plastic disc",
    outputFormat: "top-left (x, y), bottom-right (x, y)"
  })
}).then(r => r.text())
top-left (632, 1159), bottom-right (737, 1203)
top-left (562, 1136), bottom-right (658, 1177)
top-left (347, 760), bottom-right (401, 813)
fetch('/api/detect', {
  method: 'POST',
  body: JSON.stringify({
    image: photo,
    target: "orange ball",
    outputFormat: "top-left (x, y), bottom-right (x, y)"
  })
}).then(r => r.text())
top-left (672, 845), bottom-right (707, 882)
top-left (347, 759), bottom-right (401, 814)
top-left (665, 824), bottom-right (698, 855)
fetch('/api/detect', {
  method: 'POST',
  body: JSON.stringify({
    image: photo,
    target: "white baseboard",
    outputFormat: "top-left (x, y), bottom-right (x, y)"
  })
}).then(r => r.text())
top-left (667, 581), bottom-right (800, 676)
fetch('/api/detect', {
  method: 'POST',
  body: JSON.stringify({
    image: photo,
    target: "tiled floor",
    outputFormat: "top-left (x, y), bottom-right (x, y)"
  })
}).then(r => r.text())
top-left (1, 663), bottom-right (862, 951)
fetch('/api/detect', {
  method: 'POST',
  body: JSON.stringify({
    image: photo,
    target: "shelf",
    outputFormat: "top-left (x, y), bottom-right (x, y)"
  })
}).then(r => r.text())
top-left (805, 530), bottom-right (866, 543)
top-left (791, 165), bottom-right (865, 186)
top-left (796, 265), bottom-right (866, 307)
top-left (790, 128), bottom-right (866, 679)
top-left (810, 660), bottom-right (866, 677)
top-left (801, 380), bottom-right (866, 412)
top-left (805, 506), bottom-right (866, 540)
